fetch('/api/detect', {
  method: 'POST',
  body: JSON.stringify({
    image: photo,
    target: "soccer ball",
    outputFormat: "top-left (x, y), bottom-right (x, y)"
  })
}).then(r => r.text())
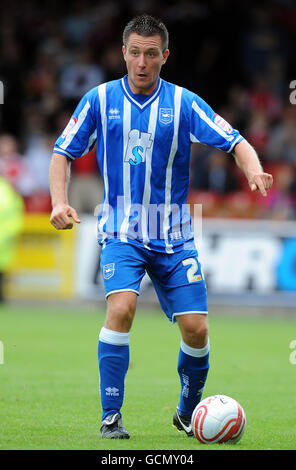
top-left (191, 394), bottom-right (246, 444)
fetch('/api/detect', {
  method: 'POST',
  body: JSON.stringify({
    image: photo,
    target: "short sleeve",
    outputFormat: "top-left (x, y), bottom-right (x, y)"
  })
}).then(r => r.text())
top-left (190, 94), bottom-right (244, 153)
top-left (53, 87), bottom-right (99, 160)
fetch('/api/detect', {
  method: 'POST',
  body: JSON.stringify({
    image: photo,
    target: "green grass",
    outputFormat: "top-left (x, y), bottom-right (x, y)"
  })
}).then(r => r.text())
top-left (0, 303), bottom-right (295, 450)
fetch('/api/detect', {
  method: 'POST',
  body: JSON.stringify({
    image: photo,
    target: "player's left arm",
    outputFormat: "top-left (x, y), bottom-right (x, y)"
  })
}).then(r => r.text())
top-left (189, 93), bottom-right (273, 196)
top-left (232, 139), bottom-right (273, 197)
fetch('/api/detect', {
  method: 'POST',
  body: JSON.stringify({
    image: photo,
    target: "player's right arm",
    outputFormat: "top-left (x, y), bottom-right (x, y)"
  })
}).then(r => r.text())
top-left (49, 87), bottom-right (99, 230)
top-left (49, 153), bottom-right (80, 230)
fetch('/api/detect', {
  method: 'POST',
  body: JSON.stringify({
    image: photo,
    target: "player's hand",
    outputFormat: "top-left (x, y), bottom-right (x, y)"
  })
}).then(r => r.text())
top-left (248, 173), bottom-right (273, 197)
top-left (50, 204), bottom-right (81, 230)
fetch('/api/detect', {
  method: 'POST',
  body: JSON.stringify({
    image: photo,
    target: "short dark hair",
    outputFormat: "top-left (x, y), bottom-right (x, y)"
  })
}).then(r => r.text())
top-left (122, 14), bottom-right (169, 51)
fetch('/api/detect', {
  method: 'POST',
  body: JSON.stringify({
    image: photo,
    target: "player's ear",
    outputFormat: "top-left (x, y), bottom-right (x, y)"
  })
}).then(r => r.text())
top-left (122, 45), bottom-right (127, 62)
top-left (162, 48), bottom-right (170, 64)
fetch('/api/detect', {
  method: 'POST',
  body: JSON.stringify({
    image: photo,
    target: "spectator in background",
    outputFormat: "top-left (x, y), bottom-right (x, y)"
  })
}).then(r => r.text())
top-left (0, 19), bottom-right (24, 137)
top-left (0, 132), bottom-right (53, 213)
top-left (259, 163), bottom-right (296, 220)
top-left (267, 54), bottom-right (287, 99)
top-left (227, 85), bottom-right (250, 131)
top-left (1, 0), bottom-right (295, 221)
top-left (192, 148), bottom-right (239, 194)
top-left (0, 176), bottom-right (24, 303)
top-left (59, 47), bottom-right (104, 107)
top-left (62, 2), bottom-right (95, 47)
top-left (101, 43), bottom-right (127, 82)
top-left (23, 133), bottom-right (54, 194)
top-left (240, 4), bottom-right (289, 79)
top-left (0, 134), bottom-right (34, 197)
top-left (244, 75), bottom-right (283, 161)
top-left (245, 110), bottom-right (269, 159)
top-left (266, 105), bottom-right (296, 163)
top-left (26, 50), bottom-right (60, 121)
top-left (68, 146), bottom-right (104, 214)
top-left (247, 75), bottom-right (282, 124)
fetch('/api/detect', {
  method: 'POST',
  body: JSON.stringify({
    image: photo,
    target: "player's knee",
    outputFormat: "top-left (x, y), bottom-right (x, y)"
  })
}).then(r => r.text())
top-left (178, 315), bottom-right (208, 348)
top-left (184, 326), bottom-right (208, 347)
top-left (105, 293), bottom-right (137, 332)
top-left (105, 307), bottom-right (134, 332)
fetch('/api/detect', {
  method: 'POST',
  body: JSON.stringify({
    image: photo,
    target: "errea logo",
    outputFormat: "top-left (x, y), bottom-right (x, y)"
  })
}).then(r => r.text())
top-left (105, 387), bottom-right (119, 396)
top-left (109, 108), bottom-right (120, 119)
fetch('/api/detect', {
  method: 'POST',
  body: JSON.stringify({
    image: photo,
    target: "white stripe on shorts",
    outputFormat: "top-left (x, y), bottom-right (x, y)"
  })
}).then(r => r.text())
top-left (105, 288), bottom-right (139, 299)
top-left (172, 310), bottom-right (208, 322)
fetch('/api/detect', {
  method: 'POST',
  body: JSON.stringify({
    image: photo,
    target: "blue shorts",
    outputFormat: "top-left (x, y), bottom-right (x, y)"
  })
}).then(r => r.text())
top-left (100, 239), bottom-right (208, 324)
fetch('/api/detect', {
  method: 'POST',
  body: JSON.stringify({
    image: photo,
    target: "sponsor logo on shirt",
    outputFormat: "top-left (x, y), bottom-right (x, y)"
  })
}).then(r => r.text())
top-left (213, 113), bottom-right (233, 133)
top-left (124, 129), bottom-right (153, 165)
top-left (62, 116), bottom-right (77, 138)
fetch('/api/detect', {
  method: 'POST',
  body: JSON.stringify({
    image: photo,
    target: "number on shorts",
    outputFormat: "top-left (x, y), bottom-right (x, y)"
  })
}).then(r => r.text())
top-left (182, 257), bottom-right (202, 283)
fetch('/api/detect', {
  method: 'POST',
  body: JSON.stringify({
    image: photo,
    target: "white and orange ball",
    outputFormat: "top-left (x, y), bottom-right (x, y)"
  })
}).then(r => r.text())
top-left (191, 395), bottom-right (246, 444)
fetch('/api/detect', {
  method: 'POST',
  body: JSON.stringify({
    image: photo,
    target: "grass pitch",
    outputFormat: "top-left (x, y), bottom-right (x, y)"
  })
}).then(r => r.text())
top-left (0, 303), bottom-right (295, 450)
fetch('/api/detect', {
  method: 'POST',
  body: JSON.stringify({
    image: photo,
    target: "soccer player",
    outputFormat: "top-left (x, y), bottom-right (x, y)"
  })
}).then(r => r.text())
top-left (49, 14), bottom-right (273, 439)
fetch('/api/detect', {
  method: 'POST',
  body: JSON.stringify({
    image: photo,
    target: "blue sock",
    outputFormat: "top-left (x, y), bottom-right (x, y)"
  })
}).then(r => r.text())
top-left (177, 339), bottom-right (210, 416)
top-left (98, 327), bottom-right (130, 421)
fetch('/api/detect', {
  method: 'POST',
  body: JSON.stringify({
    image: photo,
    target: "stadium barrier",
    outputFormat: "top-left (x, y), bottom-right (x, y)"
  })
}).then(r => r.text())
top-left (5, 214), bottom-right (296, 307)
top-left (73, 215), bottom-right (296, 307)
top-left (196, 217), bottom-right (296, 308)
top-left (5, 214), bottom-right (75, 299)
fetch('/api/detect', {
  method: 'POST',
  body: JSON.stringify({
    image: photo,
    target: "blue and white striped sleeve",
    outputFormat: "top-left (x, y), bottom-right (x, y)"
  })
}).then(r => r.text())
top-left (190, 94), bottom-right (244, 153)
top-left (53, 87), bottom-right (98, 160)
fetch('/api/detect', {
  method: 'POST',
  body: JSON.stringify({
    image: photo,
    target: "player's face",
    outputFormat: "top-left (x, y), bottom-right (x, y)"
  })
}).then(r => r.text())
top-left (122, 33), bottom-right (169, 95)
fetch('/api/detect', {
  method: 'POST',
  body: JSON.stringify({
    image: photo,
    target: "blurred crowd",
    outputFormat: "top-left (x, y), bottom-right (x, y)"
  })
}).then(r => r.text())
top-left (0, 0), bottom-right (296, 219)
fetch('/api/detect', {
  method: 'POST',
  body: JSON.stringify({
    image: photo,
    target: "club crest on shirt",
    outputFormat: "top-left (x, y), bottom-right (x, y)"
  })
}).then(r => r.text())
top-left (103, 263), bottom-right (115, 280)
top-left (159, 108), bottom-right (173, 125)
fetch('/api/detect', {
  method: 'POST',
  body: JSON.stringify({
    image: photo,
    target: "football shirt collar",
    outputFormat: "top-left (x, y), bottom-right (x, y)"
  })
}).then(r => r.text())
top-left (121, 74), bottom-right (162, 110)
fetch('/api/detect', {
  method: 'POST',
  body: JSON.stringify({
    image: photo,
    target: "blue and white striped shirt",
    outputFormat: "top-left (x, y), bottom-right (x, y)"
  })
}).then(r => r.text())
top-left (54, 75), bottom-right (243, 253)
